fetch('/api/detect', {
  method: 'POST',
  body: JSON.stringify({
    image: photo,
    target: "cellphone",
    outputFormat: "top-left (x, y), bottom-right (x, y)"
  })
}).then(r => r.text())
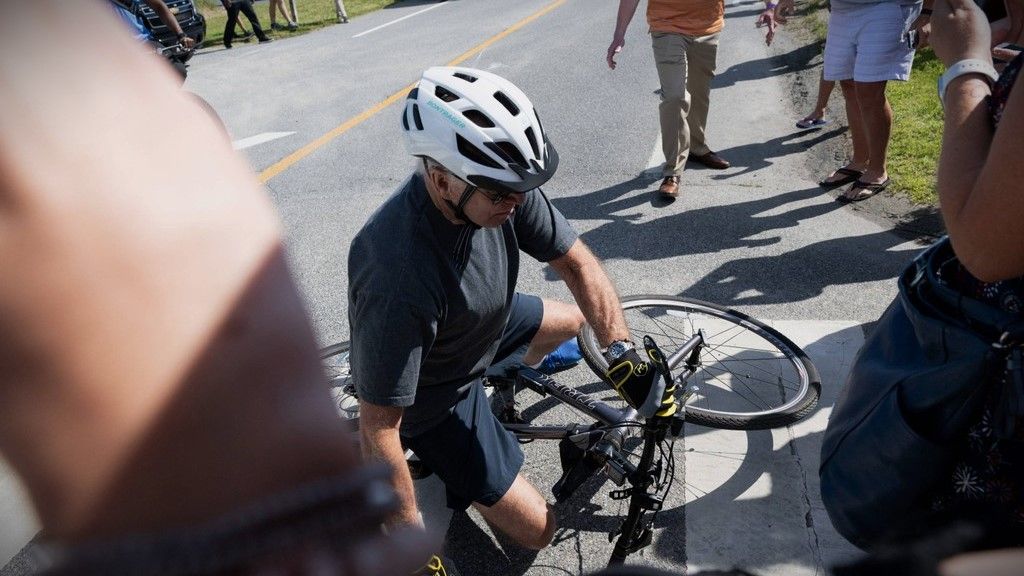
top-left (906, 29), bottom-right (920, 50)
top-left (994, 42), bottom-right (1024, 65)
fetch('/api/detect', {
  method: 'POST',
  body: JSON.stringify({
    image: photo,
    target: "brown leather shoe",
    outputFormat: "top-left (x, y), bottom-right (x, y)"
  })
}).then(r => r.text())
top-left (689, 151), bottom-right (731, 170)
top-left (658, 175), bottom-right (680, 198)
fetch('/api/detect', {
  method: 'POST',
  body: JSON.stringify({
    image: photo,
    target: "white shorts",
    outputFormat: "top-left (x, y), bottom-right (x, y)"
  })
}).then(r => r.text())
top-left (823, 0), bottom-right (920, 82)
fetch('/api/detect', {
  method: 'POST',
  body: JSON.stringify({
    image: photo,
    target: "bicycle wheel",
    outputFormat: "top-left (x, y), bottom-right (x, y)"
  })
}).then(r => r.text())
top-left (578, 295), bottom-right (820, 430)
top-left (321, 341), bottom-right (360, 424)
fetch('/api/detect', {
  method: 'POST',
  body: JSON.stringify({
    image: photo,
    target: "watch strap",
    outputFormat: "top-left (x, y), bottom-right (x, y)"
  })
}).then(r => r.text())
top-left (938, 59), bottom-right (999, 106)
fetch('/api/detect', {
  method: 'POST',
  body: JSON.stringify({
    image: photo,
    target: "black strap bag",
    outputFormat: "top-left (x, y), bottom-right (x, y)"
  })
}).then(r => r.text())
top-left (819, 236), bottom-right (1024, 549)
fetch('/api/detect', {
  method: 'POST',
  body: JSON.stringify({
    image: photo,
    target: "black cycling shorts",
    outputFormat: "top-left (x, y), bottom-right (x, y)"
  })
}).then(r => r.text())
top-left (402, 292), bottom-right (543, 510)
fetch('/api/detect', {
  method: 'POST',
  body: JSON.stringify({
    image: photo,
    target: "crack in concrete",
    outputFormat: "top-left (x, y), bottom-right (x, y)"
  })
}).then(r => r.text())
top-left (788, 427), bottom-right (825, 576)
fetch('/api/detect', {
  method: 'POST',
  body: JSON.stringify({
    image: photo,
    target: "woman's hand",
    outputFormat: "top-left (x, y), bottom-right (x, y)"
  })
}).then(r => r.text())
top-left (931, 0), bottom-right (993, 65)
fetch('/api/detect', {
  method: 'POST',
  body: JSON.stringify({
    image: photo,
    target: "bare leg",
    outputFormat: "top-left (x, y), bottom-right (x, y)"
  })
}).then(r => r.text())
top-left (522, 299), bottom-right (584, 365)
top-left (821, 79), bottom-right (870, 184)
top-left (803, 73), bottom-right (836, 121)
top-left (852, 80), bottom-right (891, 184)
top-left (472, 475), bottom-right (556, 550)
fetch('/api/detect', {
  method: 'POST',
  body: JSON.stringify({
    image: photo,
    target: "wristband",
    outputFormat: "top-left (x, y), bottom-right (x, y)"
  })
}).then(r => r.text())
top-left (937, 59), bottom-right (998, 106)
top-left (765, 2), bottom-right (778, 9)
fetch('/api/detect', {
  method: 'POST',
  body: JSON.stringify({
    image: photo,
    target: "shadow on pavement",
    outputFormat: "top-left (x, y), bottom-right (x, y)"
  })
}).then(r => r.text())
top-left (713, 42), bottom-right (825, 88)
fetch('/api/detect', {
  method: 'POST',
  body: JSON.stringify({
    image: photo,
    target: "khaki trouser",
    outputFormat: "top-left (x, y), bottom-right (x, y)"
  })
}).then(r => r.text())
top-left (651, 31), bottom-right (720, 177)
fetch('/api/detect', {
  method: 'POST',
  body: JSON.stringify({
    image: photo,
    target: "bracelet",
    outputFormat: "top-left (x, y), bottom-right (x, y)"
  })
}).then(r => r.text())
top-left (937, 59), bottom-right (999, 106)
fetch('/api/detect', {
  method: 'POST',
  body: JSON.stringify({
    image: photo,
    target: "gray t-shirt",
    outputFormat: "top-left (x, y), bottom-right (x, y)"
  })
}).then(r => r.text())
top-left (347, 174), bottom-right (578, 436)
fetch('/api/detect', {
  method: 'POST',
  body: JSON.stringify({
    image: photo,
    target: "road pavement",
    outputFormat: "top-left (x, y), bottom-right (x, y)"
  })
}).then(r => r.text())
top-left (3, 0), bottom-right (933, 573)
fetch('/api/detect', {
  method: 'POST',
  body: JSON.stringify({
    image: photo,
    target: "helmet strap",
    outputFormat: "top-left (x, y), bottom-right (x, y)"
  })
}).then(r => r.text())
top-left (424, 158), bottom-right (481, 229)
top-left (450, 184), bottom-right (480, 229)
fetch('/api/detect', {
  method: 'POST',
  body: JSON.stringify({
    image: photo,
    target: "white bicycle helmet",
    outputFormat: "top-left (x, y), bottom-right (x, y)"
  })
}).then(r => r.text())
top-left (401, 66), bottom-right (558, 196)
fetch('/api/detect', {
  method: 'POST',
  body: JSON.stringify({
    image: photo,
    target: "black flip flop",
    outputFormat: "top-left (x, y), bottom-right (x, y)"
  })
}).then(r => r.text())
top-left (819, 167), bottom-right (864, 189)
top-left (838, 178), bottom-right (890, 203)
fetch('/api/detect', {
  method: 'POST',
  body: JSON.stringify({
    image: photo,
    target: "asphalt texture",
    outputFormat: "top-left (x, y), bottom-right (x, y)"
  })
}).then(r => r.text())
top-left (2, 0), bottom-right (945, 573)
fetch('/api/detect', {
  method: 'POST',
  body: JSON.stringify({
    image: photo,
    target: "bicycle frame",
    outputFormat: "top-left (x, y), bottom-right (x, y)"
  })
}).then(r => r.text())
top-left (491, 332), bottom-right (705, 566)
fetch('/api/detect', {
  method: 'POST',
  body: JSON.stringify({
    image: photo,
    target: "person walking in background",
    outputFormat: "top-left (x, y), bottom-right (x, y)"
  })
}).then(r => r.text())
top-left (817, 0), bottom-right (931, 201)
top-left (607, 0), bottom-right (733, 200)
top-left (269, 0), bottom-right (299, 31)
top-left (222, 0), bottom-right (271, 49)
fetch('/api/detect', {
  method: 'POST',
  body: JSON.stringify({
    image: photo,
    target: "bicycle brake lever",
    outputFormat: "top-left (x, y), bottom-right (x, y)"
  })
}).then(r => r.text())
top-left (642, 335), bottom-right (671, 383)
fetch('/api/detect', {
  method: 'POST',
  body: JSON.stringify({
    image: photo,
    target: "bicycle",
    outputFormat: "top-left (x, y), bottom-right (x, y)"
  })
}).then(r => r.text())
top-left (321, 295), bottom-right (821, 566)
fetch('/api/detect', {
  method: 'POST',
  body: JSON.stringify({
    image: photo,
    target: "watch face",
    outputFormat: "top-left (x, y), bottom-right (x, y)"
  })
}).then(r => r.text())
top-left (606, 341), bottom-right (631, 360)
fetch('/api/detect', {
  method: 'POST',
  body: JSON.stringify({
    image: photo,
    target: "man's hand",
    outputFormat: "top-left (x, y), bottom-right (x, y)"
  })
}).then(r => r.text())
top-left (607, 35), bottom-right (625, 69)
top-left (605, 348), bottom-right (672, 419)
top-left (181, 35), bottom-right (196, 49)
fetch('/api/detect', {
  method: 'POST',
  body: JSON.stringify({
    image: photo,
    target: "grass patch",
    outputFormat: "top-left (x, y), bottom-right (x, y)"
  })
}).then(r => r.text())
top-left (794, 4), bottom-right (944, 205)
top-left (196, 0), bottom-right (398, 46)
top-left (886, 49), bottom-right (943, 205)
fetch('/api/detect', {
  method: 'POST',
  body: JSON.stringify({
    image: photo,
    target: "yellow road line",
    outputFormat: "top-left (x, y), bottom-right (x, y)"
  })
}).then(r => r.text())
top-left (259, 0), bottom-right (567, 184)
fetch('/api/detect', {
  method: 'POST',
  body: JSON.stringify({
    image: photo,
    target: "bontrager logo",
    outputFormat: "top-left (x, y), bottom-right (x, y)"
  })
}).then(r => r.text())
top-left (427, 100), bottom-right (466, 130)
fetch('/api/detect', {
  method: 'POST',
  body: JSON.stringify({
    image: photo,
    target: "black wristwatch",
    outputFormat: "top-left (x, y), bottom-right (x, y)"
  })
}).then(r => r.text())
top-left (603, 339), bottom-right (635, 363)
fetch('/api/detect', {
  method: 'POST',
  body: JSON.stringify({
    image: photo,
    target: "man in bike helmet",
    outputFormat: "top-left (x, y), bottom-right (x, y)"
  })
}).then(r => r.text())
top-left (348, 67), bottom-right (676, 552)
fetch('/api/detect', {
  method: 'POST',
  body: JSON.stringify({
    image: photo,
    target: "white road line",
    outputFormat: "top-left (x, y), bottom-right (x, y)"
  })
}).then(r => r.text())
top-left (352, 1), bottom-right (448, 38)
top-left (232, 131), bottom-right (295, 150)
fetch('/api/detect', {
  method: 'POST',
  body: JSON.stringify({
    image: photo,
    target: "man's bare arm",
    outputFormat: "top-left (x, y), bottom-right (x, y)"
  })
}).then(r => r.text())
top-left (359, 403), bottom-right (423, 529)
top-left (548, 240), bottom-right (629, 347)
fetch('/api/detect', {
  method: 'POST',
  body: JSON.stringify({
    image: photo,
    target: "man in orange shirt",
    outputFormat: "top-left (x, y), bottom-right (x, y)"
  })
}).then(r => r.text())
top-left (607, 0), bottom-right (733, 199)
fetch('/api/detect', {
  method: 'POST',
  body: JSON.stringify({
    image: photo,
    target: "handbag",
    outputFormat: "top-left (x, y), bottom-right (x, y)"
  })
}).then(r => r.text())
top-left (819, 236), bottom-right (1024, 549)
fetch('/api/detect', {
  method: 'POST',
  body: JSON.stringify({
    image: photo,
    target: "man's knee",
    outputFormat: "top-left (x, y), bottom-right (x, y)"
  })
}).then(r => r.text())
top-left (542, 299), bottom-right (585, 337)
top-left (524, 506), bottom-right (557, 550)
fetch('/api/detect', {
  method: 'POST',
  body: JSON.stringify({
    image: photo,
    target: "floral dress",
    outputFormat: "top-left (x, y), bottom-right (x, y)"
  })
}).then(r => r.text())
top-left (932, 51), bottom-right (1024, 535)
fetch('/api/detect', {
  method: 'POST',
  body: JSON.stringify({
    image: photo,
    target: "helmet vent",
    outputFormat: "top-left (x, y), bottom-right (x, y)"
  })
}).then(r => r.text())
top-left (524, 127), bottom-right (539, 160)
top-left (485, 141), bottom-right (527, 168)
top-left (453, 72), bottom-right (478, 83)
top-left (493, 91), bottom-right (519, 116)
top-left (412, 103), bottom-right (424, 130)
top-left (456, 134), bottom-right (503, 169)
top-left (463, 110), bottom-right (495, 128)
top-left (402, 108), bottom-right (410, 131)
top-left (406, 87), bottom-right (419, 100)
top-left (434, 86), bottom-right (459, 103)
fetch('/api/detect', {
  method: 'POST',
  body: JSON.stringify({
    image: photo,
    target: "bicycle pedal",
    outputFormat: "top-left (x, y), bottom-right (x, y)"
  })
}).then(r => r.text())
top-left (483, 375), bottom-right (515, 391)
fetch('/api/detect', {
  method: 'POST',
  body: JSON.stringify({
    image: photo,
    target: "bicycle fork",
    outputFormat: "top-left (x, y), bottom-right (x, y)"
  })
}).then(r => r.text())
top-left (607, 416), bottom-right (670, 565)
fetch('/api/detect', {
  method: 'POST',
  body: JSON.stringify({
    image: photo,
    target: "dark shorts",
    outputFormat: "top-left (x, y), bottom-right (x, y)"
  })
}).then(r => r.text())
top-left (402, 292), bottom-right (543, 510)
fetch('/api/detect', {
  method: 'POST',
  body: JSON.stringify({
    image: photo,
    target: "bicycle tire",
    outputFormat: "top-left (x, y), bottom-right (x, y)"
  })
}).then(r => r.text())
top-left (578, 295), bottom-right (820, 430)
top-left (321, 341), bottom-right (360, 425)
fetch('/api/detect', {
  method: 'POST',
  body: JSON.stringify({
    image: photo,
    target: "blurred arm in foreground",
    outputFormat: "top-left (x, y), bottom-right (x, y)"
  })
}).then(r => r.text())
top-left (0, 3), bottom-right (433, 573)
